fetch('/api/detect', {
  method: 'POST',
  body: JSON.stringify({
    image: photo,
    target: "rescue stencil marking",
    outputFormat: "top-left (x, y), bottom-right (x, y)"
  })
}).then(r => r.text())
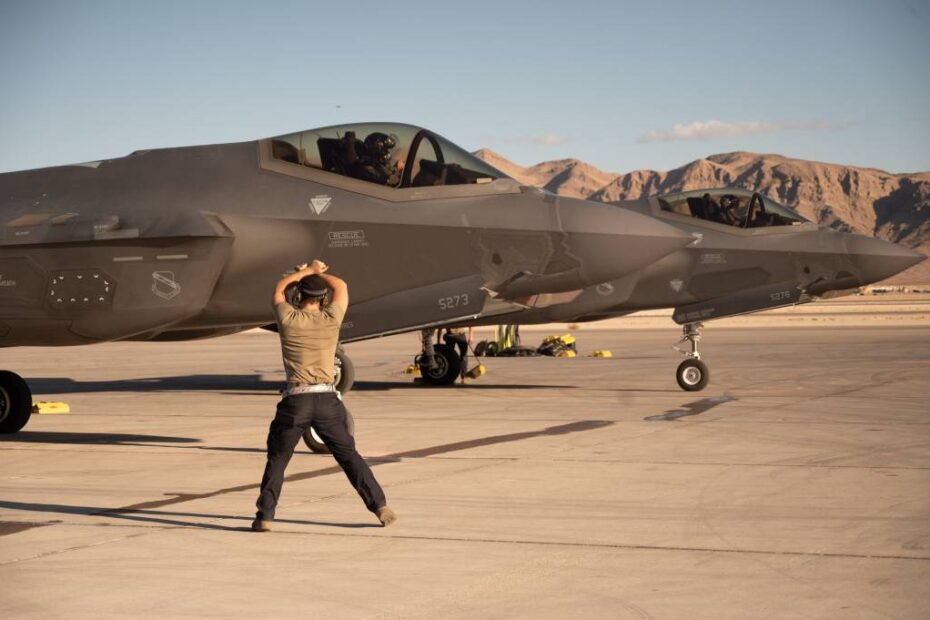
top-left (669, 279), bottom-right (684, 293)
top-left (328, 230), bottom-right (367, 248)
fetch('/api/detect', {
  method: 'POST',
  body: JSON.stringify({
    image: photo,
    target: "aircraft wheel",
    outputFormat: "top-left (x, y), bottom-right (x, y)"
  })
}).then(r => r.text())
top-left (334, 348), bottom-right (355, 394)
top-left (419, 344), bottom-right (462, 386)
top-left (676, 359), bottom-right (709, 392)
top-left (303, 409), bottom-right (355, 454)
top-left (0, 371), bottom-right (32, 434)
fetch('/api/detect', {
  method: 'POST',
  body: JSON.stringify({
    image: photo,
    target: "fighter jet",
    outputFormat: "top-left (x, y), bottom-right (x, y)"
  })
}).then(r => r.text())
top-left (0, 122), bottom-right (692, 434)
top-left (462, 188), bottom-right (925, 390)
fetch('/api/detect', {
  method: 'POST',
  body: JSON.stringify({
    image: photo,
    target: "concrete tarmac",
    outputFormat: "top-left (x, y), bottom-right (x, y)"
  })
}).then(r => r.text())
top-left (2, 326), bottom-right (929, 619)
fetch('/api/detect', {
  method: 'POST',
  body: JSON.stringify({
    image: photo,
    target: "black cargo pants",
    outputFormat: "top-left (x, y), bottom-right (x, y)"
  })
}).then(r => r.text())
top-left (255, 392), bottom-right (386, 520)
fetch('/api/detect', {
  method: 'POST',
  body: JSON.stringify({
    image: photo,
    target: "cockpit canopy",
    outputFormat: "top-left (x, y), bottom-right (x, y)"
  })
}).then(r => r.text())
top-left (270, 123), bottom-right (505, 189)
top-left (658, 188), bottom-right (808, 229)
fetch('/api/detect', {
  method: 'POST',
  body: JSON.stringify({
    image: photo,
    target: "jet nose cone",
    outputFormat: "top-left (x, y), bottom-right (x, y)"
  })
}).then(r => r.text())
top-left (559, 198), bottom-right (692, 285)
top-left (847, 234), bottom-right (926, 285)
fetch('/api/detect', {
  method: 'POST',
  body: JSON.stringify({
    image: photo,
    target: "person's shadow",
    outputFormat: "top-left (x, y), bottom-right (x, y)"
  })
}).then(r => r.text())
top-left (0, 500), bottom-right (381, 532)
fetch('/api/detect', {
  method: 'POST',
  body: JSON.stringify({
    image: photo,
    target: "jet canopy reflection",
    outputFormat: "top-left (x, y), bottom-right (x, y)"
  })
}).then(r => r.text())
top-left (270, 123), bottom-right (505, 189)
top-left (659, 188), bottom-right (808, 229)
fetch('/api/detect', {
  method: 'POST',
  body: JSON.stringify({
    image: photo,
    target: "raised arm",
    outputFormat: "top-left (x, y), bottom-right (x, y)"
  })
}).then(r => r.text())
top-left (316, 271), bottom-right (349, 310)
top-left (271, 260), bottom-right (349, 309)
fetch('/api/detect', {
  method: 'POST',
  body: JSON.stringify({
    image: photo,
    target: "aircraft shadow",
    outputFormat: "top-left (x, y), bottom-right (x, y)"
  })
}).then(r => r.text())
top-left (352, 380), bottom-right (577, 391)
top-left (0, 431), bottom-right (200, 445)
top-left (27, 375), bottom-right (576, 394)
top-left (0, 500), bottom-right (380, 532)
top-left (27, 374), bottom-right (282, 395)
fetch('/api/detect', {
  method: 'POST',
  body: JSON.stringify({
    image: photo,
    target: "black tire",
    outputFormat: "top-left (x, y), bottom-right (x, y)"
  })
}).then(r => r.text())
top-left (303, 408), bottom-right (355, 454)
top-left (676, 359), bottom-right (709, 392)
top-left (0, 371), bottom-right (32, 434)
top-left (473, 341), bottom-right (488, 357)
top-left (418, 343), bottom-right (462, 386)
top-left (334, 348), bottom-right (355, 394)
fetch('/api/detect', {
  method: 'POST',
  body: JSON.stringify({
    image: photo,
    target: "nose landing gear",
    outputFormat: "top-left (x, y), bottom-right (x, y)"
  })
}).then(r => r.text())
top-left (673, 322), bottom-right (709, 391)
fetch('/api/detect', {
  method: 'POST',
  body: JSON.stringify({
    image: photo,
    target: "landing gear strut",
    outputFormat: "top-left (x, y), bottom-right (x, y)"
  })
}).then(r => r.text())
top-left (415, 329), bottom-right (462, 386)
top-left (0, 371), bottom-right (32, 433)
top-left (673, 323), bottom-right (709, 391)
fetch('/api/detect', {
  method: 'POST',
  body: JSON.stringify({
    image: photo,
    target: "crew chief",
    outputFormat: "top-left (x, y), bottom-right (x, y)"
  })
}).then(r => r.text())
top-left (252, 260), bottom-right (396, 531)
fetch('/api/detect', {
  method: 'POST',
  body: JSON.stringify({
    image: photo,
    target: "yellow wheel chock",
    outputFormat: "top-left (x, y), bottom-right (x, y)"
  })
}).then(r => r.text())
top-left (32, 401), bottom-right (71, 414)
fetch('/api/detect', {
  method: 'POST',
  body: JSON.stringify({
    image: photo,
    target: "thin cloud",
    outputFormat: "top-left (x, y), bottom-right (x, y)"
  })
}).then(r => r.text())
top-left (515, 133), bottom-right (568, 147)
top-left (637, 120), bottom-right (854, 143)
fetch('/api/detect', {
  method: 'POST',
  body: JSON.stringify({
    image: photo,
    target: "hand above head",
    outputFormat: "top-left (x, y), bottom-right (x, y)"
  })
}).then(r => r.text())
top-left (276, 260), bottom-right (331, 306)
top-left (294, 260), bottom-right (328, 275)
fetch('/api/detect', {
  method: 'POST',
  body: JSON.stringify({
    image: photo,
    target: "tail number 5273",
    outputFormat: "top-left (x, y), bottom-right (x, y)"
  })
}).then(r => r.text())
top-left (438, 294), bottom-right (469, 311)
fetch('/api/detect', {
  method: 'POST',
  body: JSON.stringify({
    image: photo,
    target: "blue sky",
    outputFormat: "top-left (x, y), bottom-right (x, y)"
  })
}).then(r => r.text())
top-left (1, 0), bottom-right (928, 174)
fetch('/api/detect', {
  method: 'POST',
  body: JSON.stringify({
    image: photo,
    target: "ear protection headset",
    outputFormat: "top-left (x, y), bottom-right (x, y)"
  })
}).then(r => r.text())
top-left (296, 275), bottom-right (329, 306)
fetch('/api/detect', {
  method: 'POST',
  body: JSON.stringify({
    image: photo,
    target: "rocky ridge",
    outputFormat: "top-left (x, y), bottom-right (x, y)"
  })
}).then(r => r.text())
top-left (474, 149), bottom-right (930, 284)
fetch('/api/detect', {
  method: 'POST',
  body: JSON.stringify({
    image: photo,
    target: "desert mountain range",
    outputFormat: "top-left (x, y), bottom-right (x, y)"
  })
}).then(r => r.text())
top-left (474, 149), bottom-right (930, 284)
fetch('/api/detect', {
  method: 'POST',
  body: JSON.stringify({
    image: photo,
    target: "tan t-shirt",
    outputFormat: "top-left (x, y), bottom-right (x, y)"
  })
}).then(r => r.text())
top-left (274, 301), bottom-right (346, 386)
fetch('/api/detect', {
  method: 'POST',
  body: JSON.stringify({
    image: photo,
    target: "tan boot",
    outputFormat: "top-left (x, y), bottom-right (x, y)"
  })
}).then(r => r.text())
top-left (376, 506), bottom-right (397, 527)
top-left (251, 518), bottom-right (272, 532)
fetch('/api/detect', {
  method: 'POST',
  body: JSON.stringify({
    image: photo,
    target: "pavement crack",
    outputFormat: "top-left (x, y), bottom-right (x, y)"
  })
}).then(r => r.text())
top-left (0, 531), bottom-right (150, 566)
top-left (211, 529), bottom-right (930, 562)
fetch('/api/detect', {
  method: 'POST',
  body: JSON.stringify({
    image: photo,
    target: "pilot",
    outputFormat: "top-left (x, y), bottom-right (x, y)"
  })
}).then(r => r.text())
top-left (251, 259), bottom-right (396, 532)
top-left (349, 132), bottom-right (404, 186)
top-left (718, 194), bottom-right (742, 226)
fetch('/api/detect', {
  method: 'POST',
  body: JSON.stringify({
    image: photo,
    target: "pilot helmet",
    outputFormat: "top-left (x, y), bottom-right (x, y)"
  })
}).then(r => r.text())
top-left (364, 132), bottom-right (397, 164)
top-left (719, 194), bottom-right (741, 210)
